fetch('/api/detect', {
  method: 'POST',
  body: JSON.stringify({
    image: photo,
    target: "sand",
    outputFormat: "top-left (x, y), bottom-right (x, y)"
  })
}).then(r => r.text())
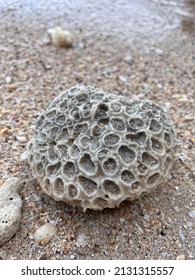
top-left (0, 0), bottom-right (194, 260)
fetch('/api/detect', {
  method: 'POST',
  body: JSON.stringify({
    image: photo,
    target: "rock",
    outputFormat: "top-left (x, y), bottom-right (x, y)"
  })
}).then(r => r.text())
top-left (123, 54), bottom-right (134, 65)
top-left (5, 84), bottom-right (16, 92)
top-left (178, 153), bottom-right (186, 164)
top-left (34, 223), bottom-right (57, 244)
top-left (119, 217), bottom-right (126, 224)
top-left (27, 85), bottom-right (177, 210)
top-left (5, 76), bottom-right (13, 84)
top-left (143, 214), bottom-right (150, 221)
top-left (70, 254), bottom-right (75, 259)
top-left (189, 210), bottom-right (195, 218)
top-left (176, 254), bottom-right (185, 260)
top-left (186, 221), bottom-right (192, 228)
top-left (0, 128), bottom-right (9, 139)
top-left (118, 75), bottom-right (128, 83)
top-left (42, 37), bottom-right (51, 46)
top-left (175, 206), bottom-right (180, 212)
top-left (154, 48), bottom-right (164, 55)
top-left (75, 232), bottom-right (87, 247)
top-left (20, 151), bottom-right (29, 161)
top-left (0, 177), bottom-right (24, 246)
top-left (16, 135), bottom-right (27, 143)
top-left (178, 229), bottom-right (185, 243)
top-left (48, 27), bottom-right (74, 48)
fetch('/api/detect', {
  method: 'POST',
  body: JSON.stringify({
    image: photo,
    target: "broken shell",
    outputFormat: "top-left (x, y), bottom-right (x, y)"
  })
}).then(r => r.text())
top-left (34, 223), bottom-right (57, 244)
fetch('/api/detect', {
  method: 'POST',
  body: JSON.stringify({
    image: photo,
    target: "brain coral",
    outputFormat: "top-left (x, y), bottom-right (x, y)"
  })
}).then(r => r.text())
top-left (27, 85), bottom-right (177, 210)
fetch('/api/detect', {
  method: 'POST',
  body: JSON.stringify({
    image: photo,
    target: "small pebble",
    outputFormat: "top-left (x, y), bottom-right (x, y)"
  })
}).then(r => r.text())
top-left (118, 75), bottom-right (127, 83)
top-left (186, 221), bottom-right (192, 228)
top-left (49, 220), bottom-right (58, 225)
top-left (176, 254), bottom-right (185, 260)
top-left (5, 76), bottom-right (13, 84)
top-left (164, 101), bottom-right (171, 111)
top-left (157, 83), bottom-right (163, 89)
top-left (20, 151), bottom-right (29, 161)
top-left (75, 232), bottom-right (87, 247)
top-left (178, 153), bottom-right (186, 164)
top-left (175, 206), bottom-right (180, 213)
top-left (70, 254), bottom-right (75, 259)
top-left (5, 84), bottom-right (16, 92)
top-left (30, 125), bottom-right (36, 131)
top-left (178, 229), bottom-right (185, 243)
top-left (162, 252), bottom-right (168, 258)
top-left (143, 214), bottom-right (150, 222)
top-left (119, 217), bottom-right (126, 224)
top-left (42, 37), bottom-right (51, 46)
top-left (123, 54), bottom-right (134, 65)
top-left (16, 135), bottom-right (27, 143)
top-left (178, 96), bottom-right (190, 102)
top-left (154, 48), bottom-right (163, 55)
top-left (34, 223), bottom-right (57, 244)
top-left (189, 210), bottom-right (195, 218)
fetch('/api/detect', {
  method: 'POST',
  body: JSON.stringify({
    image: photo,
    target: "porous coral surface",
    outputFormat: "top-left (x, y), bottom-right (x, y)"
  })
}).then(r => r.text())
top-left (0, 177), bottom-right (23, 246)
top-left (27, 86), bottom-right (177, 210)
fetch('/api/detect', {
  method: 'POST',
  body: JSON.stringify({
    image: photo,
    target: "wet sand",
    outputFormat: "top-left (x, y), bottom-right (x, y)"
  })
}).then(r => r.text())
top-left (0, 0), bottom-right (195, 259)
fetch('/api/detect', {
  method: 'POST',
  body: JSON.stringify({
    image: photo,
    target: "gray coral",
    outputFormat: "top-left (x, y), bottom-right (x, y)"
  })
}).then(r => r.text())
top-left (27, 85), bottom-right (177, 210)
top-left (0, 177), bottom-right (23, 246)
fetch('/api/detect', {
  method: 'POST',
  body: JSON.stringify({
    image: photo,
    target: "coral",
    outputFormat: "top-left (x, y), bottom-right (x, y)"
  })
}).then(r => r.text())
top-left (0, 177), bottom-right (24, 246)
top-left (47, 27), bottom-right (73, 48)
top-left (34, 223), bottom-right (57, 244)
top-left (27, 85), bottom-right (177, 210)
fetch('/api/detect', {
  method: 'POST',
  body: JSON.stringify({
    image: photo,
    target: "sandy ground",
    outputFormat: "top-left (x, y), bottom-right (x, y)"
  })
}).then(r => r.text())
top-left (0, 0), bottom-right (195, 260)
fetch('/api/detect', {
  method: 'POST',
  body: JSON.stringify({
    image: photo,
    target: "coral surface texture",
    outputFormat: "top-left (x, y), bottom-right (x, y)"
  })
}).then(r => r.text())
top-left (27, 86), bottom-right (177, 210)
top-left (0, 178), bottom-right (23, 246)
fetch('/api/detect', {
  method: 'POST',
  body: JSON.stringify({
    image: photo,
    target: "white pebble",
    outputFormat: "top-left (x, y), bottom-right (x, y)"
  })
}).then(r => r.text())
top-left (189, 210), bottom-right (195, 218)
top-left (176, 254), bottom-right (185, 260)
top-left (5, 76), bottom-right (13, 84)
top-left (178, 153), bottom-right (186, 164)
top-left (75, 233), bottom-right (87, 247)
top-left (175, 206), bottom-right (180, 213)
top-left (143, 214), bottom-right (150, 222)
top-left (20, 151), bottom-right (29, 161)
top-left (186, 221), bottom-right (192, 228)
top-left (16, 135), bottom-right (27, 143)
top-left (119, 217), bottom-right (126, 224)
top-left (49, 220), bottom-right (58, 225)
top-left (34, 223), bottom-right (57, 244)
top-left (30, 125), bottom-right (36, 131)
top-left (70, 254), bottom-right (75, 259)
top-left (154, 48), bottom-right (163, 55)
top-left (157, 83), bottom-right (163, 89)
top-left (123, 54), bottom-right (134, 65)
top-left (178, 229), bottom-right (185, 243)
top-left (118, 75), bottom-right (127, 83)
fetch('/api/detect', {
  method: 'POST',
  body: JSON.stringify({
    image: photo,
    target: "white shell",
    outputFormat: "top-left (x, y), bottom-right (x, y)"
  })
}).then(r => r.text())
top-left (34, 223), bottom-right (57, 244)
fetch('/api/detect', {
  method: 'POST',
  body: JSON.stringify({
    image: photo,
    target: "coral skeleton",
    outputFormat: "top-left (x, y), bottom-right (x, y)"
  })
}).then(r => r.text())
top-left (27, 86), bottom-right (177, 210)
